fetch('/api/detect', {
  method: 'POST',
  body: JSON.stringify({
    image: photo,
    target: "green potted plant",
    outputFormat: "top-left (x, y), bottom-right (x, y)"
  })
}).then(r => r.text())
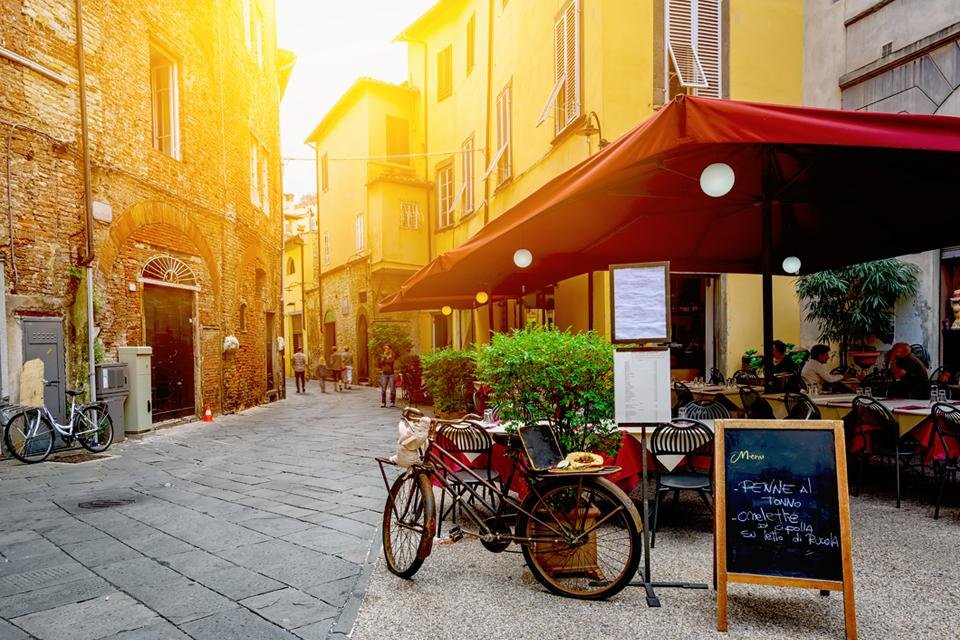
top-left (420, 348), bottom-right (477, 418)
top-left (796, 259), bottom-right (919, 367)
top-left (475, 326), bottom-right (619, 457)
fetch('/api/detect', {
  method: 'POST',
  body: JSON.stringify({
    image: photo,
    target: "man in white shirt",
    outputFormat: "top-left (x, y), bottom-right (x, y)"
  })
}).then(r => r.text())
top-left (801, 344), bottom-right (845, 390)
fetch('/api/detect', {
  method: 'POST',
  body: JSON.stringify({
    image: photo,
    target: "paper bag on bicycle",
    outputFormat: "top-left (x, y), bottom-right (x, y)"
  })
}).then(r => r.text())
top-left (390, 416), bottom-right (430, 468)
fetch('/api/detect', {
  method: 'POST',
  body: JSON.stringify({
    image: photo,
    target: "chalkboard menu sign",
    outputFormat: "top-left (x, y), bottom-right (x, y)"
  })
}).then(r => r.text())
top-left (715, 420), bottom-right (857, 640)
top-left (724, 428), bottom-right (842, 580)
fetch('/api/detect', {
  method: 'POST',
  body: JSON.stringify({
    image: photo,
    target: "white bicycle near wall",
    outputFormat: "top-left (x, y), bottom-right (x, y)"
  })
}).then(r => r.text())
top-left (3, 385), bottom-right (113, 463)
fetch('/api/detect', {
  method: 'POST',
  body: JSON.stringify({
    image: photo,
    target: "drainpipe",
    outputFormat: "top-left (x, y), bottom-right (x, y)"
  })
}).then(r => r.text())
top-left (75, 0), bottom-right (97, 401)
top-left (0, 255), bottom-right (8, 398)
top-left (483, 0), bottom-right (495, 225)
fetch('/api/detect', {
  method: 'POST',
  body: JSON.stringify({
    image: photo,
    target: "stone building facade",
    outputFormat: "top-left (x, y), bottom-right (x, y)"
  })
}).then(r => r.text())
top-left (1, 0), bottom-right (287, 423)
top-left (804, 0), bottom-right (960, 370)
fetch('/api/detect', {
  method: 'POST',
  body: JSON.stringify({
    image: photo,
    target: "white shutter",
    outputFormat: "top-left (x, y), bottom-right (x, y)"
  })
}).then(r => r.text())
top-left (694, 0), bottom-right (722, 98)
top-left (666, 0), bottom-right (707, 88)
top-left (563, 1), bottom-right (580, 126)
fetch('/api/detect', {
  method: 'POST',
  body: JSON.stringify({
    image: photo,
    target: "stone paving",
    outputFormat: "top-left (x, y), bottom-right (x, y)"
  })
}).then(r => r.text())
top-left (0, 383), bottom-right (398, 640)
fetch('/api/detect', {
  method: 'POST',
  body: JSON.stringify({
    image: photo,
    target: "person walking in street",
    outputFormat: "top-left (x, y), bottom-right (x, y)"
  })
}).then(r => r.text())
top-left (292, 347), bottom-right (307, 393)
top-left (329, 345), bottom-right (344, 392)
top-left (342, 345), bottom-right (354, 390)
top-left (316, 353), bottom-right (328, 393)
top-left (378, 345), bottom-right (397, 407)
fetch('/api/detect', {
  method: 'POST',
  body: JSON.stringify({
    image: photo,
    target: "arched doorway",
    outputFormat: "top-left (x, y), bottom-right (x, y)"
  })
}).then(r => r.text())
top-left (323, 309), bottom-right (336, 361)
top-left (141, 255), bottom-right (198, 421)
top-left (356, 314), bottom-right (369, 383)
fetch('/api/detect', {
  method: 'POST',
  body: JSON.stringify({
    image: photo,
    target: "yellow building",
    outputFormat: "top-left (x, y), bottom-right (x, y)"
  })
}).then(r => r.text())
top-left (306, 78), bottom-right (432, 382)
top-left (312, 0), bottom-right (805, 378)
top-left (282, 195), bottom-right (319, 376)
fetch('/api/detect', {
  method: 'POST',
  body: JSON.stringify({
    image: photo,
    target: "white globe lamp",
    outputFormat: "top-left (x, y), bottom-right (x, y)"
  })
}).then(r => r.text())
top-left (699, 162), bottom-right (736, 198)
top-left (513, 248), bottom-right (533, 269)
top-left (782, 256), bottom-right (802, 275)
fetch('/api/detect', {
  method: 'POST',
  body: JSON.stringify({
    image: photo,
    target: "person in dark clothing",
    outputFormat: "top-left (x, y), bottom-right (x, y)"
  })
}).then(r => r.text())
top-left (378, 345), bottom-right (397, 407)
top-left (886, 342), bottom-right (929, 399)
top-left (328, 345), bottom-right (343, 392)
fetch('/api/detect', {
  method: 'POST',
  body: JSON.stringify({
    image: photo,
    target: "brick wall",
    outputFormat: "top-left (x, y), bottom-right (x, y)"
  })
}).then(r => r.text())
top-left (1, 0), bottom-right (283, 416)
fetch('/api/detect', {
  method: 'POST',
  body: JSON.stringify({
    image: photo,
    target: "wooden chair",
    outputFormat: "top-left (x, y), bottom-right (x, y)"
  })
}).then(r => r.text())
top-left (784, 392), bottom-right (821, 419)
top-left (682, 400), bottom-right (731, 420)
top-left (930, 402), bottom-right (960, 519)
top-left (849, 396), bottom-right (920, 508)
top-left (649, 419), bottom-right (714, 547)
top-left (672, 381), bottom-right (695, 418)
top-left (739, 386), bottom-right (775, 419)
top-left (435, 420), bottom-right (500, 536)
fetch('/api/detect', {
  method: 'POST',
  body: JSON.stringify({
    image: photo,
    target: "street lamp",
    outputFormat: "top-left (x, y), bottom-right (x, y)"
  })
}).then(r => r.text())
top-left (579, 111), bottom-right (610, 149)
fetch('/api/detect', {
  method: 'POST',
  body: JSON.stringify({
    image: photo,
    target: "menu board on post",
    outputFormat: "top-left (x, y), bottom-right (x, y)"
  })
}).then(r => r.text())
top-left (610, 262), bottom-right (670, 343)
top-left (715, 420), bottom-right (857, 640)
top-left (614, 348), bottom-right (671, 424)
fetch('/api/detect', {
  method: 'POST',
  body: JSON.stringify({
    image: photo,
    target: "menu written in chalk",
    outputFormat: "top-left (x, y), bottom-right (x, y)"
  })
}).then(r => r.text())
top-left (723, 429), bottom-right (843, 582)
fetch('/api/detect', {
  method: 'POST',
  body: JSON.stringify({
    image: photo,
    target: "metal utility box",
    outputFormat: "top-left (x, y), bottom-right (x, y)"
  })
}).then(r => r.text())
top-left (118, 346), bottom-right (152, 434)
top-left (94, 363), bottom-right (128, 444)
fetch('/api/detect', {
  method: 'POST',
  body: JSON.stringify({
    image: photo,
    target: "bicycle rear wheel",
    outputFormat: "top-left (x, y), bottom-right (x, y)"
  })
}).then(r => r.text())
top-left (4, 411), bottom-right (54, 463)
top-left (77, 405), bottom-right (114, 453)
top-left (383, 471), bottom-right (435, 578)
top-left (517, 476), bottom-right (642, 600)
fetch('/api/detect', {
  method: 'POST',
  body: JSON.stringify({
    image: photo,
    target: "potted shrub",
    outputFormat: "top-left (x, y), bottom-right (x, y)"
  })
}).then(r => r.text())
top-left (475, 326), bottom-right (619, 457)
top-left (796, 259), bottom-right (919, 367)
top-left (420, 348), bottom-right (477, 418)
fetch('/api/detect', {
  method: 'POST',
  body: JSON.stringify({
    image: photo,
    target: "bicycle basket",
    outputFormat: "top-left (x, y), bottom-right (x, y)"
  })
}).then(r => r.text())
top-left (391, 415), bottom-right (430, 468)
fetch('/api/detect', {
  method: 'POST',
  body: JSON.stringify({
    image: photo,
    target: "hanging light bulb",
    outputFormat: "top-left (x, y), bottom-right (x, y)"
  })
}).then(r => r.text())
top-left (441, 305), bottom-right (452, 316)
top-left (475, 291), bottom-right (489, 304)
top-left (782, 256), bottom-right (802, 275)
top-left (699, 162), bottom-right (736, 197)
top-left (513, 248), bottom-right (533, 268)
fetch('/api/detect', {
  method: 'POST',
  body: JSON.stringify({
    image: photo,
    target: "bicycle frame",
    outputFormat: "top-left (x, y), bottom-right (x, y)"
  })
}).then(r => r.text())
top-left (23, 393), bottom-right (98, 439)
top-left (379, 421), bottom-right (620, 547)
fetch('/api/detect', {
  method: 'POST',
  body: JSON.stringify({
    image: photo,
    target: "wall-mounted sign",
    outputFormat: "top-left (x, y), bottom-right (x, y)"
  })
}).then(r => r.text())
top-left (609, 262), bottom-right (670, 343)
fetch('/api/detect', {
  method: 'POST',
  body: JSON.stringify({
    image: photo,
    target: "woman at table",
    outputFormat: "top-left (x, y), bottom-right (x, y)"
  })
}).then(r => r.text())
top-left (768, 340), bottom-right (797, 391)
top-left (801, 344), bottom-right (846, 391)
top-left (886, 342), bottom-right (929, 399)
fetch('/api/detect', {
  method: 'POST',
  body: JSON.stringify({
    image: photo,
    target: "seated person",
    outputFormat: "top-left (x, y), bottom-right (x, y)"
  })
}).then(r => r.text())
top-left (886, 342), bottom-right (929, 399)
top-left (768, 339), bottom-right (797, 391)
top-left (801, 344), bottom-right (847, 392)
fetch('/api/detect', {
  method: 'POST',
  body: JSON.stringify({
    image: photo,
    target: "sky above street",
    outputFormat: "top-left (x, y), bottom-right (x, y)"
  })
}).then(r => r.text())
top-left (277, 0), bottom-right (435, 199)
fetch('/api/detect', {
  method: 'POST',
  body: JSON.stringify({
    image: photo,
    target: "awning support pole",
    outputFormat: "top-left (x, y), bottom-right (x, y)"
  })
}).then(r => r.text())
top-left (762, 200), bottom-right (774, 392)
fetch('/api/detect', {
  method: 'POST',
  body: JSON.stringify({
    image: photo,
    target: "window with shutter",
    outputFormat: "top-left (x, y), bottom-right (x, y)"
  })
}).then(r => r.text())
top-left (355, 214), bottom-right (364, 251)
top-left (466, 14), bottom-right (476, 75)
top-left (323, 232), bottom-right (331, 265)
top-left (496, 84), bottom-right (511, 183)
top-left (436, 162), bottom-right (454, 227)
top-left (400, 201), bottom-right (421, 229)
top-left (437, 46), bottom-right (453, 100)
top-left (665, 0), bottom-right (722, 100)
top-left (537, 1), bottom-right (581, 133)
top-left (321, 152), bottom-right (329, 192)
top-left (460, 135), bottom-right (474, 214)
top-left (150, 42), bottom-right (180, 159)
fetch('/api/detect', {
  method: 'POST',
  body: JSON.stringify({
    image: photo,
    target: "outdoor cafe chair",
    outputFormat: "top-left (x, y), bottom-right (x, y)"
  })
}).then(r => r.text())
top-left (739, 386), bottom-right (775, 419)
top-left (929, 366), bottom-right (954, 384)
top-left (672, 381), bottom-right (695, 418)
top-left (649, 419), bottom-right (714, 547)
top-left (860, 370), bottom-right (894, 398)
top-left (911, 344), bottom-right (931, 368)
top-left (708, 367), bottom-right (725, 385)
top-left (784, 392), bottom-right (821, 420)
top-left (435, 420), bottom-right (500, 536)
top-left (732, 370), bottom-right (761, 386)
top-left (681, 400), bottom-right (731, 421)
top-left (849, 395), bottom-right (921, 508)
top-left (930, 402), bottom-right (960, 519)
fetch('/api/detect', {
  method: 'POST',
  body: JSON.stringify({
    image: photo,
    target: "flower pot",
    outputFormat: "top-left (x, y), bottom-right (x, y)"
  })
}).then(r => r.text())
top-left (437, 410), bottom-right (468, 420)
top-left (849, 351), bottom-right (880, 368)
top-left (530, 506), bottom-right (602, 579)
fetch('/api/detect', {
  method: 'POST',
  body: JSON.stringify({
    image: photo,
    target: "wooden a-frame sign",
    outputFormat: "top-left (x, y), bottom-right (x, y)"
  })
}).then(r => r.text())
top-left (715, 419), bottom-right (857, 640)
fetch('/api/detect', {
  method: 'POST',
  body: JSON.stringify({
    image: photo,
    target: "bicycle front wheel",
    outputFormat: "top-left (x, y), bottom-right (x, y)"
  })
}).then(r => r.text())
top-left (77, 405), bottom-right (114, 453)
top-left (4, 411), bottom-right (54, 463)
top-left (517, 476), bottom-right (642, 600)
top-left (383, 471), bottom-right (435, 578)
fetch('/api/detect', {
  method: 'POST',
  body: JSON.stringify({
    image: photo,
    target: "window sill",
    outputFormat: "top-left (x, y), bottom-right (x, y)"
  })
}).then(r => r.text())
top-left (493, 176), bottom-right (513, 195)
top-left (550, 113), bottom-right (587, 147)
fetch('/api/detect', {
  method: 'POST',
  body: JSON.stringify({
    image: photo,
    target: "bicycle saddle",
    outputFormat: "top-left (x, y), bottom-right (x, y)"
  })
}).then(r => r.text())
top-left (65, 389), bottom-right (84, 397)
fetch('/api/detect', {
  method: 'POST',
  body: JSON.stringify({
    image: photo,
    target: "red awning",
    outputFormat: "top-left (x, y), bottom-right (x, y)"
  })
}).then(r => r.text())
top-left (381, 95), bottom-right (960, 312)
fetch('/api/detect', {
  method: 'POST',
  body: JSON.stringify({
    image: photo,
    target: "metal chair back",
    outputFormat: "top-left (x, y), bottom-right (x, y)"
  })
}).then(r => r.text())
top-left (733, 370), bottom-right (761, 386)
top-left (931, 402), bottom-right (960, 462)
top-left (784, 392), bottom-right (821, 420)
top-left (435, 420), bottom-right (493, 456)
top-left (910, 344), bottom-right (930, 368)
top-left (739, 386), bottom-right (774, 419)
top-left (708, 368), bottom-right (725, 385)
top-left (682, 400), bottom-right (731, 420)
top-left (672, 381), bottom-right (694, 417)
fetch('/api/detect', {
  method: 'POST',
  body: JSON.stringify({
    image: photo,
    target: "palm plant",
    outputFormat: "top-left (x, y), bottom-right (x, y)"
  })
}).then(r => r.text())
top-left (795, 259), bottom-right (919, 367)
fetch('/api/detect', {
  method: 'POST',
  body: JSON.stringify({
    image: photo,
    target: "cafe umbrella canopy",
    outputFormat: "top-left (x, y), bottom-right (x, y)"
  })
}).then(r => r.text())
top-left (380, 95), bottom-right (960, 381)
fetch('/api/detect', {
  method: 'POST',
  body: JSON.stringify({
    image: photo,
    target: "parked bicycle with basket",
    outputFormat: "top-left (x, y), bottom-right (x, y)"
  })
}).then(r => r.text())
top-left (376, 408), bottom-right (642, 600)
top-left (3, 385), bottom-right (113, 463)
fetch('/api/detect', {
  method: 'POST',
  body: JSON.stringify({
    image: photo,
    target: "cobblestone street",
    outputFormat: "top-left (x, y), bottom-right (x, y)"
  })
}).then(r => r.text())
top-left (0, 384), bottom-right (397, 640)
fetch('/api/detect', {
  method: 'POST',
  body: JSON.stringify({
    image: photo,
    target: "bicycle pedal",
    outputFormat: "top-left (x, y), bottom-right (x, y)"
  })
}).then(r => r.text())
top-left (447, 526), bottom-right (464, 542)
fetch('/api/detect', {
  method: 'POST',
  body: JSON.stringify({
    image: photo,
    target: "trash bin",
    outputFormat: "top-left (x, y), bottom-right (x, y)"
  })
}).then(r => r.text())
top-left (95, 363), bottom-right (128, 444)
